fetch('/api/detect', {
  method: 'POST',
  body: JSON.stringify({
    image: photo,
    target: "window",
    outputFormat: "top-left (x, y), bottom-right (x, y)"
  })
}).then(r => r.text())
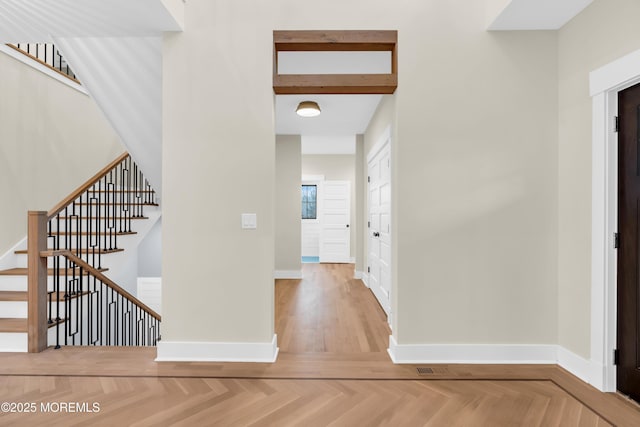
top-left (301, 185), bottom-right (317, 219)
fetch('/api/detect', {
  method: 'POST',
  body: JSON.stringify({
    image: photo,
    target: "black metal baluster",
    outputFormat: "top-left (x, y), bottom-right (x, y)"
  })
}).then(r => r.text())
top-left (97, 179), bottom-right (102, 269)
top-left (78, 266), bottom-right (82, 345)
top-left (63, 257), bottom-right (68, 346)
top-left (116, 294), bottom-right (120, 346)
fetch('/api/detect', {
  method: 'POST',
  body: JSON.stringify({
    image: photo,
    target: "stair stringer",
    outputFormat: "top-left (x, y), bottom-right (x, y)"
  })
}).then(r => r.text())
top-left (52, 36), bottom-right (163, 195)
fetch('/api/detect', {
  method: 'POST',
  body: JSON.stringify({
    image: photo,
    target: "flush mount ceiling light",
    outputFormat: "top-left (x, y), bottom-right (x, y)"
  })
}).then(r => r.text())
top-left (296, 101), bottom-right (321, 117)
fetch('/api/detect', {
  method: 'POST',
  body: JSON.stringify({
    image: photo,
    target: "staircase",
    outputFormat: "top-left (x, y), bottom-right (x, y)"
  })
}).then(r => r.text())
top-left (0, 153), bottom-right (161, 352)
top-left (7, 43), bottom-right (77, 81)
top-left (0, 1), bottom-right (177, 352)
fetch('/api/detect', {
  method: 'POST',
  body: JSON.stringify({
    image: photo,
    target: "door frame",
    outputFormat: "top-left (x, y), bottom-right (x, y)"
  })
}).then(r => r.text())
top-left (590, 48), bottom-right (640, 392)
top-left (366, 125), bottom-right (393, 327)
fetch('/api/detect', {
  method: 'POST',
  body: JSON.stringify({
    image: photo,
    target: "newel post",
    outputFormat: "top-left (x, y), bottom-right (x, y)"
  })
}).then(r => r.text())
top-left (28, 211), bottom-right (48, 352)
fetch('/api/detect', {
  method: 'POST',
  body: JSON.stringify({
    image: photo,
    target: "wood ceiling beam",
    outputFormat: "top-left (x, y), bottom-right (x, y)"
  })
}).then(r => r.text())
top-left (273, 30), bottom-right (398, 95)
top-left (273, 74), bottom-right (397, 95)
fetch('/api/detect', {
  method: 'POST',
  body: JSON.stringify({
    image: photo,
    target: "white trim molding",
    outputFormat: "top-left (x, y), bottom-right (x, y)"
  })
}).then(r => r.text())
top-left (274, 270), bottom-right (303, 280)
top-left (557, 346), bottom-right (594, 384)
top-left (388, 336), bottom-right (595, 385)
top-left (361, 272), bottom-right (369, 287)
top-left (0, 45), bottom-right (87, 95)
top-left (388, 336), bottom-right (557, 364)
top-left (588, 47), bottom-right (640, 392)
top-left (156, 334), bottom-right (279, 363)
top-left (354, 270), bottom-right (364, 280)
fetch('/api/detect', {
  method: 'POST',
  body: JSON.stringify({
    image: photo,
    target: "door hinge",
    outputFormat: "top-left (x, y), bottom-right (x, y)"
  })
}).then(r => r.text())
top-left (614, 349), bottom-right (619, 365)
top-left (614, 232), bottom-right (620, 249)
top-left (367, 266), bottom-right (370, 273)
top-left (367, 176), bottom-right (370, 183)
top-left (368, 221), bottom-right (370, 228)
top-left (615, 116), bottom-right (619, 133)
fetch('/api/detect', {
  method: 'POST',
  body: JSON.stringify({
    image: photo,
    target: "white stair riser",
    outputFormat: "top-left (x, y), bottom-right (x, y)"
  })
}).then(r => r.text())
top-left (0, 332), bottom-right (27, 352)
top-left (0, 276), bottom-right (78, 292)
top-left (13, 255), bottom-right (56, 269)
top-left (49, 206), bottom-right (153, 218)
top-left (0, 301), bottom-right (73, 320)
top-left (0, 301), bottom-right (27, 318)
top-left (13, 253), bottom-right (119, 269)
top-left (0, 276), bottom-right (28, 291)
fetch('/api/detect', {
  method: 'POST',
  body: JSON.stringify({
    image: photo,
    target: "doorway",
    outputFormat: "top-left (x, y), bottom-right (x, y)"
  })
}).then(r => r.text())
top-left (617, 82), bottom-right (640, 402)
top-left (319, 180), bottom-right (351, 263)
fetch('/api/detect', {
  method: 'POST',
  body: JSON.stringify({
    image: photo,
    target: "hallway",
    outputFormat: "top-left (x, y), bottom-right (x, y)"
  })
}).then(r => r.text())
top-left (276, 263), bottom-right (390, 354)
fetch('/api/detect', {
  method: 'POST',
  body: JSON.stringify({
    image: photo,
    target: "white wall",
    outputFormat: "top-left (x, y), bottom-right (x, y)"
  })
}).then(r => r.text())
top-left (275, 135), bottom-right (302, 272)
top-left (0, 49), bottom-right (124, 256)
top-left (161, 0), bottom-right (559, 355)
top-left (138, 219), bottom-right (162, 277)
top-left (162, 1), bottom-right (276, 345)
top-left (557, 0), bottom-right (640, 358)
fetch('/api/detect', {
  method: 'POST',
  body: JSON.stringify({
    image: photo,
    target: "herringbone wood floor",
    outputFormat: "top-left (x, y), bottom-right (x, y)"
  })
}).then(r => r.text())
top-left (0, 263), bottom-right (638, 426)
top-left (0, 376), bottom-right (611, 426)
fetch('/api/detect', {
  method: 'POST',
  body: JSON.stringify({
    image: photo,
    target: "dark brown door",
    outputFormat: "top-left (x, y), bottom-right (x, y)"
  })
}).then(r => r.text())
top-left (618, 82), bottom-right (640, 402)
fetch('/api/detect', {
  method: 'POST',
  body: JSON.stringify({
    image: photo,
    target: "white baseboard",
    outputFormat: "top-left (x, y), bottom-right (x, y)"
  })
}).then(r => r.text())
top-left (274, 270), bottom-right (303, 279)
top-left (388, 336), bottom-right (596, 386)
top-left (354, 270), bottom-right (364, 280)
top-left (388, 336), bottom-right (557, 364)
top-left (349, 257), bottom-right (356, 264)
top-left (557, 346), bottom-right (594, 385)
top-left (156, 334), bottom-right (279, 363)
top-left (361, 273), bottom-right (369, 288)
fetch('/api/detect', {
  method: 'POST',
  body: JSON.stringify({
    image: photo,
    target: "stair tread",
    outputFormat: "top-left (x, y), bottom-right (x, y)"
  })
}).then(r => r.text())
top-left (47, 290), bottom-right (90, 302)
top-left (53, 231), bottom-right (137, 236)
top-left (15, 248), bottom-right (124, 255)
top-left (54, 216), bottom-right (149, 220)
top-left (0, 267), bottom-right (108, 276)
top-left (0, 291), bottom-right (86, 302)
top-left (92, 190), bottom-right (155, 193)
top-left (0, 318), bottom-right (27, 332)
top-left (74, 206), bottom-right (160, 209)
top-left (0, 291), bottom-right (28, 302)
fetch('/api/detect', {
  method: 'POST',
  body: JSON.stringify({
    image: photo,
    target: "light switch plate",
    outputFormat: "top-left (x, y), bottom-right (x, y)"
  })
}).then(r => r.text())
top-left (241, 213), bottom-right (257, 229)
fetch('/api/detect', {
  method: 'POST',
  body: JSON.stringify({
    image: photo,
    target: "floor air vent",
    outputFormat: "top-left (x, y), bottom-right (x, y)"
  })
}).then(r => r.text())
top-left (416, 367), bottom-right (434, 374)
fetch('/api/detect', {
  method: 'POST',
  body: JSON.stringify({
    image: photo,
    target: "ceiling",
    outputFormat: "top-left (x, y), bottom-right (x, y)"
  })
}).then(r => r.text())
top-left (488, 0), bottom-right (594, 30)
top-left (276, 1), bottom-right (594, 141)
top-left (275, 94), bottom-right (382, 136)
top-left (274, 51), bottom-right (388, 139)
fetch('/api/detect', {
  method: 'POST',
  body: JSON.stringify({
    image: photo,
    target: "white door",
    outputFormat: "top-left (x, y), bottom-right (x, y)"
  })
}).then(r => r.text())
top-left (319, 181), bottom-right (351, 263)
top-left (368, 138), bottom-right (391, 317)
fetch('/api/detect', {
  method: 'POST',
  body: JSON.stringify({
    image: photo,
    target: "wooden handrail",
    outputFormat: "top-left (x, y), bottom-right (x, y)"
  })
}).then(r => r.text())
top-left (41, 249), bottom-right (161, 321)
top-left (47, 152), bottom-right (129, 219)
top-left (5, 44), bottom-right (81, 85)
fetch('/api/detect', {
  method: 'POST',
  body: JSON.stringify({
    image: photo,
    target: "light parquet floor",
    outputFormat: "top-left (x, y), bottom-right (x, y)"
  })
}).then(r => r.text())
top-left (0, 263), bottom-right (637, 426)
top-left (0, 376), bottom-right (611, 426)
